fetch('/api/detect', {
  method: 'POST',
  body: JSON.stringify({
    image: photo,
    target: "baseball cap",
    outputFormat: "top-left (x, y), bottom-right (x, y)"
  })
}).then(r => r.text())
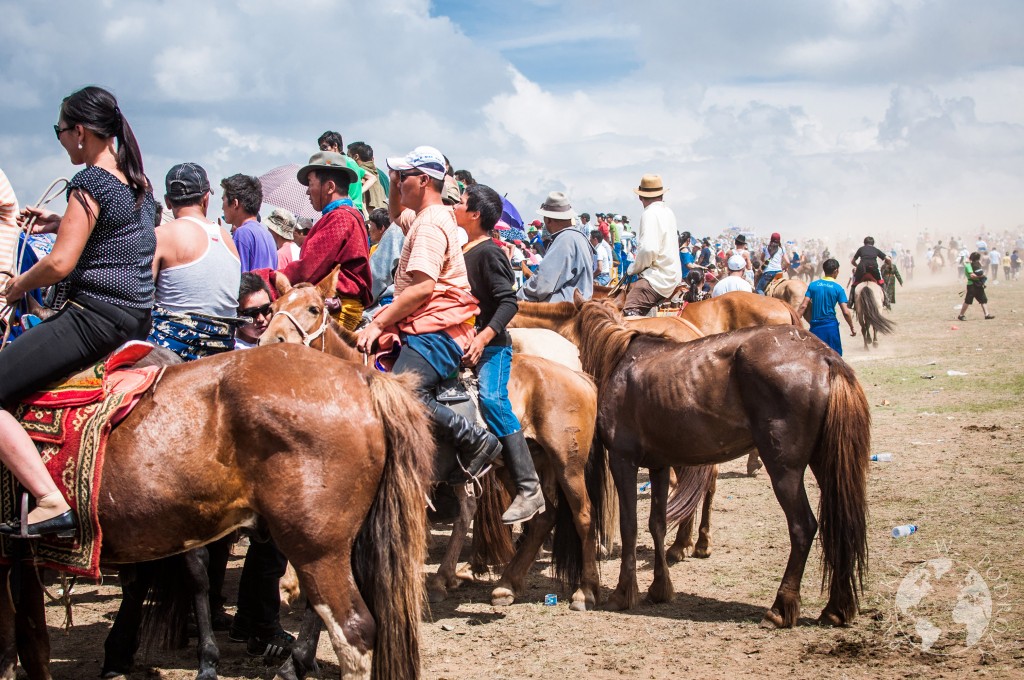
top-left (165, 162), bottom-right (211, 200)
top-left (770, 232), bottom-right (781, 242)
top-left (386, 145), bottom-right (447, 181)
top-left (530, 219), bottom-right (543, 227)
top-left (727, 254), bottom-right (746, 271)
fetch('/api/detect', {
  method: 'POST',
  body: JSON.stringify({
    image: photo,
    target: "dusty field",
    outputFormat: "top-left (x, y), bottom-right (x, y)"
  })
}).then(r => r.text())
top-left (34, 270), bottom-right (1024, 679)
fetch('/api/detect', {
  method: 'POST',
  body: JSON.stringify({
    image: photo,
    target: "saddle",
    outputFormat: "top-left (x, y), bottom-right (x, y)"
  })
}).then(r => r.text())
top-left (0, 341), bottom-right (164, 578)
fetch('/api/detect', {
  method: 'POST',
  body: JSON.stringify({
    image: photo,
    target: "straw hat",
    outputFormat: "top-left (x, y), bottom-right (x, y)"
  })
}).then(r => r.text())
top-left (536, 191), bottom-right (577, 220)
top-left (634, 174), bottom-right (668, 198)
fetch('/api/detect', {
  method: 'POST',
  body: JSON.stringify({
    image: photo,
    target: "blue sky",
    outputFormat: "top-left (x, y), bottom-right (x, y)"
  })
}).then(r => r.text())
top-left (1, 0), bottom-right (1022, 240)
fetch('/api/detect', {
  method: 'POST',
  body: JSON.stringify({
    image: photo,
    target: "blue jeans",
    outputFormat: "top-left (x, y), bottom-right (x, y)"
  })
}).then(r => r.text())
top-left (476, 345), bottom-right (521, 437)
top-left (755, 270), bottom-right (780, 295)
top-left (595, 272), bottom-right (611, 286)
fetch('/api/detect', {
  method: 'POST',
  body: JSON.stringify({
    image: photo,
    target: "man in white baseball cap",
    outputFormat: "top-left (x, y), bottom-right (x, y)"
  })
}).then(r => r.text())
top-left (712, 254), bottom-right (754, 297)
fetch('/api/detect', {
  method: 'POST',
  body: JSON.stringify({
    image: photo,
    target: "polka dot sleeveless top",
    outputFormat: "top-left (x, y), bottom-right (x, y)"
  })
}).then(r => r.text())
top-left (65, 166), bottom-right (157, 308)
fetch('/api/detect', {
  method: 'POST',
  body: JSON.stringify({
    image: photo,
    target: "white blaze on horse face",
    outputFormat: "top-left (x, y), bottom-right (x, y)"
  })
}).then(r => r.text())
top-left (313, 603), bottom-right (372, 679)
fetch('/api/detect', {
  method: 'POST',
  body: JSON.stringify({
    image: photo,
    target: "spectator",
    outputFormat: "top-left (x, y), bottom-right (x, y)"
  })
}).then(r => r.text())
top-left (712, 255), bottom-right (754, 297)
top-left (957, 251), bottom-right (994, 320)
top-left (347, 141), bottom-right (388, 213)
top-left (264, 208), bottom-right (299, 269)
top-left (796, 258), bottom-right (857, 356)
top-left (317, 130), bottom-right (366, 215)
top-left (220, 174), bottom-right (277, 272)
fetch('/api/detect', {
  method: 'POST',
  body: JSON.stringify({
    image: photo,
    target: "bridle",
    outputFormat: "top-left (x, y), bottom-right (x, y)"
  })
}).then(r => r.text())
top-left (272, 305), bottom-right (330, 351)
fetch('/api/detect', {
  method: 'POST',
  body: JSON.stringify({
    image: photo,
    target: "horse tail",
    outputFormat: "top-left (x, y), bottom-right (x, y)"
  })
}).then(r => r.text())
top-left (551, 480), bottom-right (585, 591)
top-left (584, 438), bottom-right (612, 558)
top-left (665, 465), bottom-right (717, 526)
top-left (811, 358), bottom-right (870, 624)
top-left (137, 554), bottom-right (192, 653)
top-left (856, 286), bottom-right (895, 335)
top-left (355, 371), bottom-right (434, 680)
top-left (470, 473), bottom-right (515, 573)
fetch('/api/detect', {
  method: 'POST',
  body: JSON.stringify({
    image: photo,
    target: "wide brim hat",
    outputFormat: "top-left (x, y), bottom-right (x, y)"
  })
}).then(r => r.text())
top-left (265, 208), bottom-right (297, 240)
top-left (634, 173), bottom-right (668, 198)
top-left (297, 151), bottom-right (358, 186)
top-left (735, 234), bottom-right (747, 245)
top-left (536, 191), bottom-right (576, 220)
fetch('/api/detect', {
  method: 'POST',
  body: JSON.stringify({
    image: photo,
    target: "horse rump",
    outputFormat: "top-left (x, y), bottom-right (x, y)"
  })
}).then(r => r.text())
top-left (856, 285), bottom-right (895, 335)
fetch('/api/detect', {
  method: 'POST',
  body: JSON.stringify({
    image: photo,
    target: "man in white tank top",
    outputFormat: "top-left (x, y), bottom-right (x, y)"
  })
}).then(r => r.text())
top-left (149, 163), bottom-right (242, 361)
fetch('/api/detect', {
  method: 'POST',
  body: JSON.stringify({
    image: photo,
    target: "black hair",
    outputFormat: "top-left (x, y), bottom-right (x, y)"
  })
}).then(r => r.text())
top-left (823, 258), bottom-right (840, 275)
top-left (220, 174), bottom-right (263, 216)
top-left (680, 230), bottom-right (691, 243)
top-left (864, 236), bottom-right (875, 246)
top-left (166, 194), bottom-right (205, 210)
top-left (61, 86), bottom-right (151, 200)
top-left (312, 168), bottom-right (352, 196)
top-left (347, 141), bottom-right (373, 161)
top-left (368, 207), bottom-right (390, 232)
top-left (969, 251), bottom-right (981, 262)
top-left (428, 176), bottom-right (445, 194)
top-left (238, 272), bottom-right (271, 307)
top-left (465, 184), bottom-right (503, 232)
top-left (318, 130), bottom-right (343, 150)
top-left (590, 229), bottom-right (605, 242)
top-left (580, 212), bottom-right (591, 221)
top-left (454, 169), bottom-right (476, 186)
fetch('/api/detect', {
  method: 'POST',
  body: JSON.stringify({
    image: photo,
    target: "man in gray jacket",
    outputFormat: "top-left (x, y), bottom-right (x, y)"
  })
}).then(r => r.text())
top-left (517, 192), bottom-right (594, 303)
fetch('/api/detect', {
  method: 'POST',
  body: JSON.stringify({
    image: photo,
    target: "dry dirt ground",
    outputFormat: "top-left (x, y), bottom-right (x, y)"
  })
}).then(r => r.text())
top-left (32, 270), bottom-right (1024, 679)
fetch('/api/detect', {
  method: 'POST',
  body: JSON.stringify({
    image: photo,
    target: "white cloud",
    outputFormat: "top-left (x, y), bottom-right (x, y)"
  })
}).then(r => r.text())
top-left (0, 0), bottom-right (1020, 243)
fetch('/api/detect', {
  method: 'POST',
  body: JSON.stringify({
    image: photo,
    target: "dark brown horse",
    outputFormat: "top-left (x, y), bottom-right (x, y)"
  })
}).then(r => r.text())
top-left (571, 296), bottom-right (869, 627)
top-left (1, 345), bottom-right (433, 680)
top-left (263, 275), bottom-right (602, 611)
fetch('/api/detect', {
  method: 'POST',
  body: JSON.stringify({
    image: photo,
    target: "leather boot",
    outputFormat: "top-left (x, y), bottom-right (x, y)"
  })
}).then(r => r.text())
top-left (428, 403), bottom-right (502, 481)
top-left (498, 431), bottom-right (545, 524)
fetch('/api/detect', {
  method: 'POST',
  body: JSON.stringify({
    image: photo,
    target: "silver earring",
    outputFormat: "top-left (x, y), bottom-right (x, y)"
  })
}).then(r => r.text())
top-left (78, 143), bottom-right (83, 149)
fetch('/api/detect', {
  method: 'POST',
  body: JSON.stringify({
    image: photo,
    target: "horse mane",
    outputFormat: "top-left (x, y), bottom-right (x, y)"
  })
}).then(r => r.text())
top-left (515, 300), bottom-right (576, 321)
top-left (574, 302), bottom-right (641, 386)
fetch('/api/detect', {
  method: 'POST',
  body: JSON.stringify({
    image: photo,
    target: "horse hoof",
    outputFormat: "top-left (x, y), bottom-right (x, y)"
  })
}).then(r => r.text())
top-left (818, 609), bottom-right (846, 627)
top-left (491, 587), bottom-right (515, 606)
top-left (603, 589), bottom-right (636, 611)
top-left (666, 548), bottom-right (685, 564)
top-left (427, 585), bottom-right (448, 604)
top-left (647, 582), bottom-right (674, 604)
top-left (691, 547), bottom-right (711, 559)
top-left (760, 609), bottom-right (787, 629)
top-left (569, 589), bottom-right (592, 611)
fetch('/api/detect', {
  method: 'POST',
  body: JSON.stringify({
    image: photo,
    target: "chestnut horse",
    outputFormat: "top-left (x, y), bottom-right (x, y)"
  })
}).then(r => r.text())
top-left (262, 275), bottom-right (602, 611)
top-left (571, 297), bottom-right (869, 627)
top-left (0, 346), bottom-right (432, 680)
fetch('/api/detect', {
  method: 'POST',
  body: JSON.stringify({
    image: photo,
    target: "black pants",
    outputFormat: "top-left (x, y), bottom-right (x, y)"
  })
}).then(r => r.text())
top-left (234, 537), bottom-right (288, 636)
top-left (0, 295), bottom-right (150, 404)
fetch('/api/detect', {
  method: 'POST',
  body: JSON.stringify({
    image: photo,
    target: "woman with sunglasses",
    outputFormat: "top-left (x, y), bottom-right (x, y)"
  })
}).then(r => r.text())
top-left (0, 86), bottom-right (156, 538)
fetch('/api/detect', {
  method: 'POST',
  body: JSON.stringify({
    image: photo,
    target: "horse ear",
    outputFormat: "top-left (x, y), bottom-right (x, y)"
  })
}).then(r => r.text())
top-left (316, 266), bottom-right (340, 300)
top-left (573, 289), bottom-right (586, 310)
top-left (275, 272), bottom-right (293, 296)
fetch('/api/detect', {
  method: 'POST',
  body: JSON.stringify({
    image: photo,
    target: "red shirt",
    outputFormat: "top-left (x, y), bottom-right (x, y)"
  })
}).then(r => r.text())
top-left (269, 205), bottom-right (372, 305)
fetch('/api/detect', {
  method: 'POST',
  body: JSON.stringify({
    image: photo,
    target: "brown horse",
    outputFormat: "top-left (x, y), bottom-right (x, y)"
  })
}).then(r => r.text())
top-left (765, 273), bottom-right (809, 321)
top-left (855, 281), bottom-right (895, 348)
top-left (0, 346), bottom-right (432, 680)
top-left (262, 275), bottom-right (602, 611)
top-left (571, 296), bottom-right (869, 627)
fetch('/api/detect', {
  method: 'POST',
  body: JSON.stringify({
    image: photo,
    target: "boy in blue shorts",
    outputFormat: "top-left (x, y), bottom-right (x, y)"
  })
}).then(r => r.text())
top-left (796, 258), bottom-right (857, 355)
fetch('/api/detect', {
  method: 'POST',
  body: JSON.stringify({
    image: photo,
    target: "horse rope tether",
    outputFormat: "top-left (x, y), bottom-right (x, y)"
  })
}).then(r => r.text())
top-left (272, 305), bottom-right (330, 349)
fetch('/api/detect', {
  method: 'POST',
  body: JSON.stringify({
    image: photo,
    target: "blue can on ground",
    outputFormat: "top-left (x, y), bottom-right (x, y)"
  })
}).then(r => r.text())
top-left (544, 594), bottom-right (557, 606)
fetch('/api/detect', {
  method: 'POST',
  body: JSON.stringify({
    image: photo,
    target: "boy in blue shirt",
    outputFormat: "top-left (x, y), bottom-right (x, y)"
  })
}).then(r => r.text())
top-left (796, 258), bottom-right (857, 355)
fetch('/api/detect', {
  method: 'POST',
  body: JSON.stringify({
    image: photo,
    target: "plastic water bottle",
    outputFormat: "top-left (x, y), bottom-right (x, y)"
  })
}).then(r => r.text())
top-left (871, 453), bottom-right (893, 462)
top-left (544, 594), bottom-right (557, 606)
top-left (892, 524), bottom-right (917, 538)
top-left (639, 481), bottom-right (651, 492)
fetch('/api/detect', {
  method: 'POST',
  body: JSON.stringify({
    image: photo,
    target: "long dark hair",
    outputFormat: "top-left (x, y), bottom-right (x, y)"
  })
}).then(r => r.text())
top-left (61, 86), bottom-right (150, 198)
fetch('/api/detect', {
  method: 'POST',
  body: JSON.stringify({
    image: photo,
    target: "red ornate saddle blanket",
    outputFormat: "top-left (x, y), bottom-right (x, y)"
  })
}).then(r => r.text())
top-left (0, 341), bottom-right (161, 579)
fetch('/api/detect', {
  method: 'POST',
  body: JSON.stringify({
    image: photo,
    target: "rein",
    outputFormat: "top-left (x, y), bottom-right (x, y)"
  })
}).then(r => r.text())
top-left (273, 306), bottom-right (330, 351)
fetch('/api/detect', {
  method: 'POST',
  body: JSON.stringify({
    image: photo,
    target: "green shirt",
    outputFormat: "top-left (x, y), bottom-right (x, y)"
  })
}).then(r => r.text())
top-left (345, 157), bottom-right (365, 213)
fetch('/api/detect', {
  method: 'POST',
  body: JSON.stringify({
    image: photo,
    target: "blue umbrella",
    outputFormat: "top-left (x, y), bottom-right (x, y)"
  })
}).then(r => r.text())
top-left (501, 196), bottom-right (524, 231)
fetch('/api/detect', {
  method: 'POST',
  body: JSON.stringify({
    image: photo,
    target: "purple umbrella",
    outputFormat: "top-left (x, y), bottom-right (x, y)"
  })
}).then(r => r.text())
top-left (501, 196), bottom-right (524, 231)
top-left (258, 164), bottom-right (320, 221)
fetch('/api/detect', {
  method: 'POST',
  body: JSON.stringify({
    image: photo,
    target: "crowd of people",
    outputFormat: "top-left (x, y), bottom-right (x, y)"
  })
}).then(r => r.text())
top-left (0, 85), bottom-right (1020, 664)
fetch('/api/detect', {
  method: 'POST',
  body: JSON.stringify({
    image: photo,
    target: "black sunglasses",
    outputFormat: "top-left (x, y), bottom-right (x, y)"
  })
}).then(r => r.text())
top-left (239, 303), bottom-right (272, 320)
top-left (53, 124), bottom-right (74, 139)
top-left (399, 169), bottom-right (425, 181)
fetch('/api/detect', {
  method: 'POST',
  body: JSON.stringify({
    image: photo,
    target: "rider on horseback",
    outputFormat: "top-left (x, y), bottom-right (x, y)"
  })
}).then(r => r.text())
top-left (849, 236), bottom-right (887, 304)
top-left (355, 146), bottom-right (502, 484)
top-left (455, 184), bottom-right (545, 524)
top-left (0, 87), bottom-right (155, 538)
